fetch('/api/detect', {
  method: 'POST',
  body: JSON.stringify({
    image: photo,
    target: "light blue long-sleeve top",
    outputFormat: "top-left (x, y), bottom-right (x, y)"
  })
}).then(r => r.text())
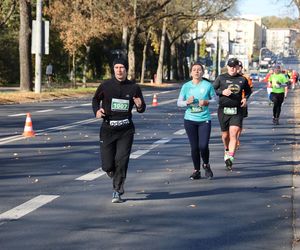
top-left (177, 79), bottom-right (216, 122)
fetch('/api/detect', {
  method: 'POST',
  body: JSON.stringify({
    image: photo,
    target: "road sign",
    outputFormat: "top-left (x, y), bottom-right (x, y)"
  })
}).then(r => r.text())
top-left (31, 20), bottom-right (49, 55)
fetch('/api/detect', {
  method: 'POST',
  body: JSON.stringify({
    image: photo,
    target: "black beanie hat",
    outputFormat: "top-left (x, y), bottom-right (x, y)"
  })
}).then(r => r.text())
top-left (113, 57), bottom-right (128, 71)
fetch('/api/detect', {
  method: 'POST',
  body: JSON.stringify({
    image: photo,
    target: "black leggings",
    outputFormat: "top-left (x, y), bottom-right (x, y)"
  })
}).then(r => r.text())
top-left (271, 93), bottom-right (285, 118)
top-left (184, 119), bottom-right (211, 170)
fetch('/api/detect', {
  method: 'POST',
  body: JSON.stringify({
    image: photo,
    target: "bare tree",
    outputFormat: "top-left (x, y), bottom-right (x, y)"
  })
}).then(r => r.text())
top-left (19, 0), bottom-right (33, 91)
top-left (292, 0), bottom-right (300, 18)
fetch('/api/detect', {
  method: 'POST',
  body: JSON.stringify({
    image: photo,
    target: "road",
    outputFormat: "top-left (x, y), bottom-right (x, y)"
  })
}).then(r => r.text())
top-left (0, 82), bottom-right (299, 250)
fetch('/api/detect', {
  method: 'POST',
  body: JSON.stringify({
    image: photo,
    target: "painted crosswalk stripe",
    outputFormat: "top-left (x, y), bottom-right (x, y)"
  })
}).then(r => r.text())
top-left (75, 168), bottom-right (106, 181)
top-left (0, 195), bottom-right (59, 221)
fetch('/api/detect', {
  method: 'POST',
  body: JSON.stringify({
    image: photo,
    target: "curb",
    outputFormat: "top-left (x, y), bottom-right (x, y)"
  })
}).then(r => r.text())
top-left (292, 87), bottom-right (300, 249)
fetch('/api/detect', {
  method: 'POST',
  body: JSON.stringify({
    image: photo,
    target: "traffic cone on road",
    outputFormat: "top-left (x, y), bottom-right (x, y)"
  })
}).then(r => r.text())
top-left (152, 94), bottom-right (158, 107)
top-left (23, 113), bottom-right (35, 137)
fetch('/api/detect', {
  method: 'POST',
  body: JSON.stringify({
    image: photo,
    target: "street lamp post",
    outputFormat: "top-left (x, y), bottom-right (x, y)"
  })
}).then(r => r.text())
top-left (34, 0), bottom-right (43, 94)
top-left (216, 24), bottom-right (222, 77)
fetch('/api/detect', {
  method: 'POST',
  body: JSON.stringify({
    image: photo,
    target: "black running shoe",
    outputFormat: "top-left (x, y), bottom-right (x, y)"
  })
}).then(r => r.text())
top-left (225, 158), bottom-right (233, 171)
top-left (189, 170), bottom-right (201, 180)
top-left (202, 164), bottom-right (213, 179)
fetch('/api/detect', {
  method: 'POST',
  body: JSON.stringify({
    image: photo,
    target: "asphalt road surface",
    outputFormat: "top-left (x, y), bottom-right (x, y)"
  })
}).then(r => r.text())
top-left (0, 82), bottom-right (299, 250)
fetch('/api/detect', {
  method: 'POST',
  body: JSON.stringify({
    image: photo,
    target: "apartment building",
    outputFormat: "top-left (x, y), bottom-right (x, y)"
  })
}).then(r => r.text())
top-left (266, 28), bottom-right (298, 56)
top-left (197, 16), bottom-right (266, 69)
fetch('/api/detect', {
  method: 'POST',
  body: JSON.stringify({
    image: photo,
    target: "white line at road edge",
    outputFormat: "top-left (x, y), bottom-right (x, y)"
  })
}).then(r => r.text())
top-left (36, 109), bottom-right (54, 113)
top-left (1, 92), bottom-right (179, 145)
top-left (0, 195), bottom-right (59, 221)
top-left (76, 168), bottom-right (106, 181)
top-left (0, 118), bottom-right (98, 145)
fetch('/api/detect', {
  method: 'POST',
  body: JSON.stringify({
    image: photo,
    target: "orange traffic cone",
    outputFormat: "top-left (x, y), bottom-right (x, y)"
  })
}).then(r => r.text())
top-left (152, 94), bottom-right (158, 107)
top-left (23, 113), bottom-right (35, 137)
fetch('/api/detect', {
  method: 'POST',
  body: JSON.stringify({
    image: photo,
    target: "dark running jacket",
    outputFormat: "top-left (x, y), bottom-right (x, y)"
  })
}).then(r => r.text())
top-left (213, 73), bottom-right (252, 108)
top-left (92, 77), bottom-right (146, 127)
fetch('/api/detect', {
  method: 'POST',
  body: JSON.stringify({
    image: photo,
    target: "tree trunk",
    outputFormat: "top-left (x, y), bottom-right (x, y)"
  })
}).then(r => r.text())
top-left (140, 31), bottom-right (150, 84)
top-left (19, 0), bottom-right (33, 91)
top-left (82, 45), bottom-right (90, 87)
top-left (155, 18), bottom-right (167, 84)
top-left (127, 27), bottom-right (137, 80)
top-left (170, 41), bottom-right (177, 80)
top-left (177, 41), bottom-right (184, 80)
top-left (122, 26), bottom-right (128, 51)
top-left (72, 52), bottom-right (76, 87)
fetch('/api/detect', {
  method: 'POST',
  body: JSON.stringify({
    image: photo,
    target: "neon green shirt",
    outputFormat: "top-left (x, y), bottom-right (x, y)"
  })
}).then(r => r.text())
top-left (269, 73), bottom-right (287, 94)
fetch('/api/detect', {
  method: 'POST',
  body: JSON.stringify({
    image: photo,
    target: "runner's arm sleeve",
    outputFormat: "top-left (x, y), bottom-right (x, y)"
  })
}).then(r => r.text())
top-left (177, 95), bottom-right (187, 107)
top-left (244, 79), bottom-right (252, 99)
top-left (92, 84), bottom-right (103, 116)
top-left (135, 86), bottom-right (146, 113)
top-left (213, 77), bottom-right (222, 96)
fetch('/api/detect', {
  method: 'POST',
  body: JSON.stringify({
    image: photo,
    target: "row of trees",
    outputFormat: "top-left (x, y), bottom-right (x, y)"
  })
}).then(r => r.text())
top-left (1, 0), bottom-right (238, 91)
top-left (1, 0), bottom-right (300, 91)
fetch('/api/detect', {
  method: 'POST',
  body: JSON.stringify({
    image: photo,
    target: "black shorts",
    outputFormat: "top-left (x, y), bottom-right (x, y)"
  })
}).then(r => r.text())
top-left (218, 107), bottom-right (243, 131)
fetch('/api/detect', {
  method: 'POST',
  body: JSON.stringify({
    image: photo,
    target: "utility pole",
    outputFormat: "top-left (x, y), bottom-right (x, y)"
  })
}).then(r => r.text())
top-left (35, 0), bottom-right (42, 93)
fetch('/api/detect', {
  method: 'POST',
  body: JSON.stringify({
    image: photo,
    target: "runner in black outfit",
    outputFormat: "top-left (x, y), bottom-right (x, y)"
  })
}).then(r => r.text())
top-left (213, 58), bottom-right (252, 170)
top-left (92, 58), bottom-right (146, 203)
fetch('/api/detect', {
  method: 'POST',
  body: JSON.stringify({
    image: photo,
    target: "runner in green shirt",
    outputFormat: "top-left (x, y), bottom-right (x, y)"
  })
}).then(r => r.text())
top-left (269, 66), bottom-right (288, 125)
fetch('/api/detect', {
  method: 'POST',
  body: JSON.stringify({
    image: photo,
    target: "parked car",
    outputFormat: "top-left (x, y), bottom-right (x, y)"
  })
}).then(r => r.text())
top-left (250, 73), bottom-right (259, 81)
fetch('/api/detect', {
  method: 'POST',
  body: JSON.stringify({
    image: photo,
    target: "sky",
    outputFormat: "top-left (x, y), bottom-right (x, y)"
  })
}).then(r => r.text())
top-left (237, 0), bottom-right (299, 18)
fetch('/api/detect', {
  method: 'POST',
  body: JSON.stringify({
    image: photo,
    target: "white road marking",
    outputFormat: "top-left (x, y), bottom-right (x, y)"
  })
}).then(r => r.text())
top-left (80, 103), bottom-right (90, 106)
top-left (144, 89), bottom-right (177, 97)
top-left (158, 99), bottom-right (177, 105)
top-left (174, 129), bottom-right (185, 135)
top-left (36, 109), bottom-right (54, 113)
top-left (130, 138), bottom-right (171, 159)
top-left (0, 195), bottom-right (59, 221)
top-left (0, 118), bottom-right (98, 145)
top-left (130, 150), bottom-right (151, 159)
top-left (8, 113), bottom-right (27, 117)
top-left (61, 106), bottom-right (75, 109)
top-left (75, 168), bottom-right (106, 181)
top-left (3, 91), bottom-right (179, 145)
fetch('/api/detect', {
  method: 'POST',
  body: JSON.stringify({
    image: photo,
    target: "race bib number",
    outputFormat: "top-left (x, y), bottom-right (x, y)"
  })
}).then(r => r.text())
top-left (190, 105), bottom-right (204, 113)
top-left (224, 107), bottom-right (237, 115)
top-left (111, 98), bottom-right (129, 112)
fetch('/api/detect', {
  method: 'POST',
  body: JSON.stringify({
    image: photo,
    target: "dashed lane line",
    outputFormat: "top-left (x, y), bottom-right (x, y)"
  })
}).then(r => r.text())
top-left (174, 129), bottom-right (185, 135)
top-left (0, 195), bottom-right (59, 221)
top-left (75, 168), bottom-right (106, 181)
top-left (130, 138), bottom-right (171, 159)
top-left (76, 129), bottom-right (184, 181)
top-left (36, 109), bottom-right (54, 113)
top-left (0, 118), bottom-right (98, 145)
top-left (8, 113), bottom-right (27, 117)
